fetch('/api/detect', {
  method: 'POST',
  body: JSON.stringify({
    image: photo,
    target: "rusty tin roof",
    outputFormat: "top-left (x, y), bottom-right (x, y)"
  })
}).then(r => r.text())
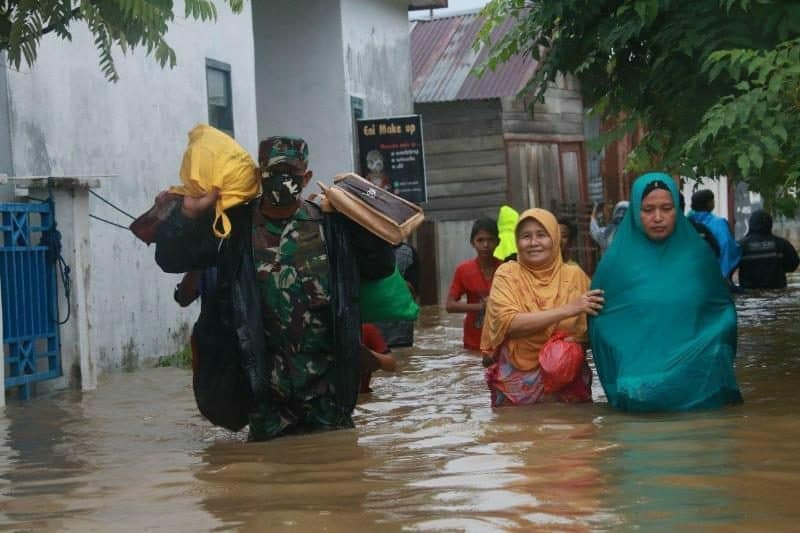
top-left (411, 10), bottom-right (538, 103)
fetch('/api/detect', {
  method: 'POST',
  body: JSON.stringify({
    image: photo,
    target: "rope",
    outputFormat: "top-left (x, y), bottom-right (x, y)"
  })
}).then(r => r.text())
top-left (89, 214), bottom-right (131, 231)
top-left (89, 189), bottom-right (136, 220)
top-left (42, 193), bottom-right (71, 325)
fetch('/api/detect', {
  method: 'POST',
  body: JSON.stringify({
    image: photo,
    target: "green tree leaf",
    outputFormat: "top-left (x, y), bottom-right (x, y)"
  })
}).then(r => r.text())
top-left (0, 0), bottom-right (245, 82)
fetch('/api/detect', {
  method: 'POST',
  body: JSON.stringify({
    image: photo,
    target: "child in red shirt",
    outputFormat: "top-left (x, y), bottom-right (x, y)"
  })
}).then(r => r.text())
top-left (446, 218), bottom-right (501, 350)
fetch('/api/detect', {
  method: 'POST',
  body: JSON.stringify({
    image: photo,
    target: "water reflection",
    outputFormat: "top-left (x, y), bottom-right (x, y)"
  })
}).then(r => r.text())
top-left (0, 275), bottom-right (796, 531)
top-left (600, 414), bottom-right (743, 529)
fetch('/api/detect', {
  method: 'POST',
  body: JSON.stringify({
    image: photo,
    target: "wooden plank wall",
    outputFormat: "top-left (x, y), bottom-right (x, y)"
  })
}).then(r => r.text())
top-left (417, 99), bottom-right (508, 222)
top-left (500, 75), bottom-right (585, 138)
top-left (413, 99), bottom-right (509, 305)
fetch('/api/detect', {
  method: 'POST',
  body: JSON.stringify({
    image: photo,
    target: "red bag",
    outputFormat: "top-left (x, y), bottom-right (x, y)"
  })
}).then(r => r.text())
top-left (539, 330), bottom-right (585, 394)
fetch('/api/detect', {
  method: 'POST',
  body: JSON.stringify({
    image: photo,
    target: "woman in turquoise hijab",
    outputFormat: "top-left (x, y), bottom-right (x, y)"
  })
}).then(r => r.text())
top-left (589, 172), bottom-right (742, 411)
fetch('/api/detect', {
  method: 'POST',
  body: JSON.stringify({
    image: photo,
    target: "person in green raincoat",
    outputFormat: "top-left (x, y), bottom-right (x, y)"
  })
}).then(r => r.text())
top-left (589, 172), bottom-right (742, 412)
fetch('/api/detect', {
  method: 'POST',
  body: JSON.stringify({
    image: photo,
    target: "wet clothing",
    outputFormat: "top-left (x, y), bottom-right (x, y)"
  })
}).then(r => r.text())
top-left (155, 199), bottom-right (395, 439)
top-left (481, 208), bottom-right (591, 406)
top-left (689, 211), bottom-right (741, 278)
top-left (689, 219), bottom-right (721, 258)
top-left (738, 210), bottom-right (799, 289)
top-left (486, 341), bottom-right (591, 407)
top-left (249, 204), bottom-right (339, 436)
top-left (449, 257), bottom-right (502, 350)
top-left (590, 173), bottom-right (742, 412)
top-left (375, 243), bottom-right (419, 347)
top-left (590, 201), bottom-right (629, 251)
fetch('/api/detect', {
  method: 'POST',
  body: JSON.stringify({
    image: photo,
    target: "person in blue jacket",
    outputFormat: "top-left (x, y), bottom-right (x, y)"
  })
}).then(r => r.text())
top-left (689, 189), bottom-right (741, 280)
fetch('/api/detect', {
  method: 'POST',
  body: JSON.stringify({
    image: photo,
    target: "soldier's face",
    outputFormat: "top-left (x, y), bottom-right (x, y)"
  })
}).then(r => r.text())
top-left (261, 164), bottom-right (311, 207)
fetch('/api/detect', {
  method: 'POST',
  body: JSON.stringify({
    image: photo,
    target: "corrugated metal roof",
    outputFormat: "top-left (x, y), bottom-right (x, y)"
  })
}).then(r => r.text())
top-left (410, 11), bottom-right (538, 103)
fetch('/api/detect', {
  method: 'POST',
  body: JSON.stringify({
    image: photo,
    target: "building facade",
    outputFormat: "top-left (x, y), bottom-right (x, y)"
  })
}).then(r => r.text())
top-left (0, 0), bottom-right (423, 393)
top-left (410, 11), bottom-right (599, 302)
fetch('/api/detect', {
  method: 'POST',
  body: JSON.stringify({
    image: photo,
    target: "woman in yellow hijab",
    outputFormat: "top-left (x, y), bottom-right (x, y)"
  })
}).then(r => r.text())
top-left (480, 208), bottom-right (604, 406)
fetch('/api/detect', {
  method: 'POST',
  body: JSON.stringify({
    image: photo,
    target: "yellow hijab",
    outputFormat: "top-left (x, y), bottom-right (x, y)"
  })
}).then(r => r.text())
top-left (480, 208), bottom-right (589, 371)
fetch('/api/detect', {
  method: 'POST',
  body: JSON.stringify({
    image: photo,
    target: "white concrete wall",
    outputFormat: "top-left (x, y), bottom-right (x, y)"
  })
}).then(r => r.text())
top-left (341, 0), bottom-right (414, 120)
top-left (253, 0), bottom-right (352, 185)
top-left (253, 0), bottom-right (414, 184)
top-left (3, 1), bottom-right (257, 371)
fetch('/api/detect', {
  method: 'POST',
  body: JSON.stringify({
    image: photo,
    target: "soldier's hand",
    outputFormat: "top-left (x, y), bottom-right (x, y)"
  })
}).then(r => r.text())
top-left (182, 187), bottom-right (220, 219)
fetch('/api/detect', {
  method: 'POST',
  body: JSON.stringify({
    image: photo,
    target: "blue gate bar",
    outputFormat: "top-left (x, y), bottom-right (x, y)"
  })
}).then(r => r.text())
top-left (0, 201), bottom-right (63, 399)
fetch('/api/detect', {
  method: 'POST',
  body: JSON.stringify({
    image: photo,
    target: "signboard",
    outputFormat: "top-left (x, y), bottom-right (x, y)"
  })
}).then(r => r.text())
top-left (356, 115), bottom-right (427, 204)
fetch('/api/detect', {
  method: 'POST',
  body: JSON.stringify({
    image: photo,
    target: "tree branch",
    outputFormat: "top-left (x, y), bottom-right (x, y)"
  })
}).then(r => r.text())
top-left (0, 6), bottom-right (81, 49)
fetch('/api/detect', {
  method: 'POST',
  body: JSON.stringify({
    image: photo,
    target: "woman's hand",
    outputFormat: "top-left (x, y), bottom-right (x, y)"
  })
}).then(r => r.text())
top-left (566, 289), bottom-right (605, 317)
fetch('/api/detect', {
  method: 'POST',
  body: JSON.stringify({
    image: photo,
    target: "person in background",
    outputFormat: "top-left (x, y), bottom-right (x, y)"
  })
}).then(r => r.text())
top-left (446, 218), bottom-right (501, 351)
top-left (590, 173), bottom-right (741, 412)
top-left (360, 323), bottom-right (398, 393)
top-left (494, 205), bottom-right (519, 261)
top-left (679, 193), bottom-right (721, 258)
top-left (689, 189), bottom-right (741, 279)
top-left (480, 208), bottom-right (603, 406)
top-left (557, 215), bottom-right (578, 265)
top-left (590, 201), bottom-right (629, 252)
top-left (738, 209), bottom-right (799, 289)
top-left (375, 242), bottom-right (420, 347)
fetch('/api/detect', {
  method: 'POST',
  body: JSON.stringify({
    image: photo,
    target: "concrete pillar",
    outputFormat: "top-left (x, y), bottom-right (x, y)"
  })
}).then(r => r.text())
top-left (1, 176), bottom-right (103, 397)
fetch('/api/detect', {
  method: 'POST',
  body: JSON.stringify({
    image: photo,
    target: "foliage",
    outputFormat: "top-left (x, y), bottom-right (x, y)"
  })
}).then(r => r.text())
top-left (0, 0), bottom-right (245, 82)
top-left (155, 343), bottom-right (192, 369)
top-left (479, 0), bottom-right (800, 215)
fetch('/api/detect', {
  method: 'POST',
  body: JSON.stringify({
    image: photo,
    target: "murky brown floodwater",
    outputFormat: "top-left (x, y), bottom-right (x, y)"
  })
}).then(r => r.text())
top-left (0, 275), bottom-right (798, 532)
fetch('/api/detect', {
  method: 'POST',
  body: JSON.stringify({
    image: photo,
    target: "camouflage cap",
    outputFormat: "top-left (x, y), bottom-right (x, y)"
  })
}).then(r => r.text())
top-left (258, 136), bottom-right (309, 172)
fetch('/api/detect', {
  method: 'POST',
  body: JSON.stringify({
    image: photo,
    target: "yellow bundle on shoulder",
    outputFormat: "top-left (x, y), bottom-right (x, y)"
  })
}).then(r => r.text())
top-left (169, 124), bottom-right (259, 238)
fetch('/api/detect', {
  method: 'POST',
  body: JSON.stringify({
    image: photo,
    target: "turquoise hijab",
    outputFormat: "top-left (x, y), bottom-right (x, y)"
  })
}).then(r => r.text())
top-left (589, 173), bottom-right (742, 411)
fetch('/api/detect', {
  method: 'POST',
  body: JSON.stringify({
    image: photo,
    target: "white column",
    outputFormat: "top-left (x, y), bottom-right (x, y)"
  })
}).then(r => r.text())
top-left (71, 191), bottom-right (96, 391)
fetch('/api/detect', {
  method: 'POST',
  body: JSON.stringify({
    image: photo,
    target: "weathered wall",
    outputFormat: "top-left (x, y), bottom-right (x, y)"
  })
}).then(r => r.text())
top-left (3, 1), bottom-right (256, 370)
top-left (0, 52), bottom-right (13, 199)
top-left (253, 0), bottom-right (351, 184)
top-left (253, 0), bottom-right (413, 183)
top-left (416, 99), bottom-right (506, 222)
top-left (500, 74), bottom-right (586, 212)
top-left (436, 219), bottom-right (477, 311)
top-left (341, 0), bottom-right (413, 119)
top-left (414, 99), bottom-right (506, 304)
top-left (500, 74), bottom-right (585, 137)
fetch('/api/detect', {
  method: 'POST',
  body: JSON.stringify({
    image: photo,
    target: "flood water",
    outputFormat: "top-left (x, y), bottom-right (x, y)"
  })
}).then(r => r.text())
top-left (0, 276), bottom-right (798, 532)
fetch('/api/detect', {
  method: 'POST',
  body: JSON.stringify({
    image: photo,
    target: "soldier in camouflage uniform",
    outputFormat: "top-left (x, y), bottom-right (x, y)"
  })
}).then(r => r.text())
top-left (250, 137), bottom-right (341, 437)
top-left (154, 136), bottom-right (395, 440)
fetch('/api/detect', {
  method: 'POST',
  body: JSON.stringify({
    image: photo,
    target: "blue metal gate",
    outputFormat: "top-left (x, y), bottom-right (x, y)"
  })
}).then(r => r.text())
top-left (0, 201), bottom-right (62, 399)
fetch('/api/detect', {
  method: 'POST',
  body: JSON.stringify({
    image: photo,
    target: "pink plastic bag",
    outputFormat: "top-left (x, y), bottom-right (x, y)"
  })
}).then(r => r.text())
top-left (539, 330), bottom-right (585, 394)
